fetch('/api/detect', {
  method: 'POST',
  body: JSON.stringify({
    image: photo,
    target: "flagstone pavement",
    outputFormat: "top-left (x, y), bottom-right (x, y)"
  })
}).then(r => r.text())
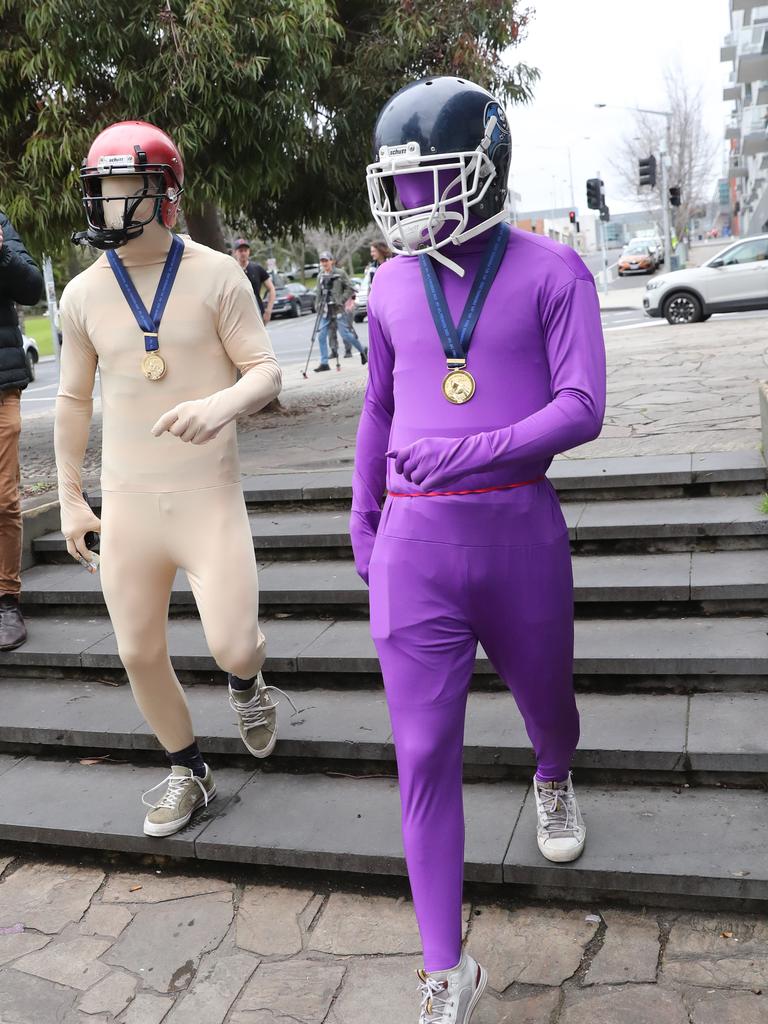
top-left (0, 855), bottom-right (765, 1023)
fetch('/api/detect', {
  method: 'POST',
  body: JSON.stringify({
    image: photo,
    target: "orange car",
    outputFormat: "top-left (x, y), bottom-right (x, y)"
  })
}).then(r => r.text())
top-left (618, 242), bottom-right (656, 276)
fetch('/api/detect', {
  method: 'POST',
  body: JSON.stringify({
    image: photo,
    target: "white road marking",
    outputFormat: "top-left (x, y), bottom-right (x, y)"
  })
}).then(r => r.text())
top-left (603, 320), bottom-right (667, 332)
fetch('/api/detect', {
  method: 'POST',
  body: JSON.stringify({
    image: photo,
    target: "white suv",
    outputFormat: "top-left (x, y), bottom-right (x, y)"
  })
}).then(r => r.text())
top-left (643, 234), bottom-right (768, 324)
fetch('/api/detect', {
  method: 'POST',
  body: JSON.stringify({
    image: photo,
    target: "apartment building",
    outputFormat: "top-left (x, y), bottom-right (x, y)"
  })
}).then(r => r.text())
top-left (721, 0), bottom-right (768, 235)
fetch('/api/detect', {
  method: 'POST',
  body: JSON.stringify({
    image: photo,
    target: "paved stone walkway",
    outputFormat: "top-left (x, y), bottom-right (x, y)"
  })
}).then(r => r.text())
top-left (18, 313), bottom-right (767, 503)
top-left (0, 854), bottom-right (764, 1023)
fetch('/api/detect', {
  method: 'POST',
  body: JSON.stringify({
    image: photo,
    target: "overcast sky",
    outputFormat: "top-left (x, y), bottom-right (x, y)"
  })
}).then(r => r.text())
top-left (508, 0), bottom-right (731, 215)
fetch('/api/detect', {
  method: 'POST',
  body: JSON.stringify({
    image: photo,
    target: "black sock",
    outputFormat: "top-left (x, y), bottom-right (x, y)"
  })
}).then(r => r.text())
top-left (228, 672), bottom-right (256, 692)
top-left (166, 741), bottom-right (206, 778)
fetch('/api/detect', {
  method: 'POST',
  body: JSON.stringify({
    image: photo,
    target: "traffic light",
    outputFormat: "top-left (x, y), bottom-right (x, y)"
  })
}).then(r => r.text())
top-left (586, 178), bottom-right (604, 210)
top-left (599, 205), bottom-right (610, 223)
top-left (669, 186), bottom-right (681, 207)
top-left (638, 155), bottom-right (657, 188)
top-left (568, 211), bottom-right (576, 224)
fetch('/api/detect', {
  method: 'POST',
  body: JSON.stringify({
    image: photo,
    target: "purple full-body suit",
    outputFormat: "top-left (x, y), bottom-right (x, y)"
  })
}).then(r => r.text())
top-left (350, 222), bottom-right (606, 972)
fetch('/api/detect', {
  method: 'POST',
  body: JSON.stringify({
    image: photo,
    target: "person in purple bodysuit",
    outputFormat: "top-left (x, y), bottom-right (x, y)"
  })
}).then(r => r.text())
top-left (350, 77), bottom-right (606, 1022)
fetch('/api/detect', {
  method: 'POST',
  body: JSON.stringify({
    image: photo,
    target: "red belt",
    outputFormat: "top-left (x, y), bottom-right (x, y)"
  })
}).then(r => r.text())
top-left (387, 476), bottom-right (545, 498)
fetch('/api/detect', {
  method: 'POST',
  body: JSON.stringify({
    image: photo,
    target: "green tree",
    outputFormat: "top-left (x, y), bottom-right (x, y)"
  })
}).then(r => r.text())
top-left (0, 0), bottom-right (538, 256)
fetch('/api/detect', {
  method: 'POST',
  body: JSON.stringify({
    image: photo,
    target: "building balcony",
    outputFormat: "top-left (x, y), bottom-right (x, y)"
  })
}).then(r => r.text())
top-left (741, 105), bottom-right (768, 155)
top-left (726, 122), bottom-right (742, 140)
top-left (737, 46), bottom-right (768, 83)
top-left (724, 83), bottom-right (742, 100)
top-left (721, 44), bottom-right (737, 61)
top-left (733, 0), bottom-right (763, 10)
top-left (730, 163), bottom-right (750, 177)
top-left (742, 130), bottom-right (768, 156)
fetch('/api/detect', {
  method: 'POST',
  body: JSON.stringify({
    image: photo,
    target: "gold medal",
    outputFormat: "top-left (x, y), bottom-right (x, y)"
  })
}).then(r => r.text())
top-left (141, 352), bottom-right (167, 381)
top-left (442, 368), bottom-right (476, 404)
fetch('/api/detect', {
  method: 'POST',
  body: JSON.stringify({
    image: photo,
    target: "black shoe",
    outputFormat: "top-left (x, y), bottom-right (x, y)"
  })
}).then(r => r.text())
top-left (360, 348), bottom-right (368, 366)
top-left (344, 351), bottom-right (353, 358)
top-left (0, 594), bottom-right (26, 651)
top-left (314, 363), bottom-right (331, 373)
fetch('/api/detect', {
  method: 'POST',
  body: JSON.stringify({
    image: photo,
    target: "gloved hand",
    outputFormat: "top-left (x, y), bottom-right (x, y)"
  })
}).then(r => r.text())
top-left (349, 509), bottom-right (381, 585)
top-left (387, 433), bottom-right (495, 492)
top-left (61, 499), bottom-right (101, 566)
top-left (151, 396), bottom-right (229, 445)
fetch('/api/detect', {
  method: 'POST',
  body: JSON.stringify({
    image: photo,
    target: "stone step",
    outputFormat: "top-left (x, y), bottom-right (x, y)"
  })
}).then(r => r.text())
top-left (0, 752), bottom-right (764, 907)
top-left (0, 678), bottom-right (764, 779)
top-left (17, 550), bottom-right (768, 617)
top-left (1, 614), bottom-right (767, 693)
top-left (156, 451), bottom-right (768, 506)
top-left (30, 493), bottom-right (768, 564)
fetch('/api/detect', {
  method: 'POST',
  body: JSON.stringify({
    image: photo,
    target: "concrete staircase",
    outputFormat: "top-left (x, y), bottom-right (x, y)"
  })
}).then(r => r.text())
top-left (1, 451), bottom-right (767, 909)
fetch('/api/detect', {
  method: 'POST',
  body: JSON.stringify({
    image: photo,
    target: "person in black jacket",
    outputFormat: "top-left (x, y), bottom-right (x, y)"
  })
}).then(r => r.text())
top-left (0, 212), bottom-right (43, 649)
top-left (232, 239), bottom-right (276, 323)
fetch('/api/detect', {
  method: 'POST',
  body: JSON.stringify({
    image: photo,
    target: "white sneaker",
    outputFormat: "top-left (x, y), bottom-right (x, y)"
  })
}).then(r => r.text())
top-left (228, 673), bottom-right (298, 759)
top-left (533, 772), bottom-right (586, 863)
top-left (142, 764), bottom-right (216, 837)
top-left (416, 952), bottom-right (487, 1023)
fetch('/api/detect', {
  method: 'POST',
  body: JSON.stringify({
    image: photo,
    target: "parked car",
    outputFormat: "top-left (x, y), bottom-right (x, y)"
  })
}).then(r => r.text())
top-left (271, 282), bottom-right (316, 319)
top-left (21, 334), bottom-right (39, 381)
top-left (632, 232), bottom-right (664, 266)
top-left (618, 241), bottom-right (656, 276)
top-left (643, 233), bottom-right (768, 325)
top-left (353, 266), bottom-right (374, 322)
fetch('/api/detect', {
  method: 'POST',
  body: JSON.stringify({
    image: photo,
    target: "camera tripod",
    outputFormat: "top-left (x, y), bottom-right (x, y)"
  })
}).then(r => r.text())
top-left (301, 300), bottom-right (342, 378)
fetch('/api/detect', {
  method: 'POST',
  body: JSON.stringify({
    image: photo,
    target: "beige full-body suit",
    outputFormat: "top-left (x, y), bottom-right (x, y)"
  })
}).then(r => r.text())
top-left (54, 215), bottom-right (281, 754)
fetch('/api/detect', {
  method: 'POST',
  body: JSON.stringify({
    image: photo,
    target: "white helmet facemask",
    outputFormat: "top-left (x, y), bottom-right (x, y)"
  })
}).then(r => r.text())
top-left (366, 117), bottom-right (508, 276)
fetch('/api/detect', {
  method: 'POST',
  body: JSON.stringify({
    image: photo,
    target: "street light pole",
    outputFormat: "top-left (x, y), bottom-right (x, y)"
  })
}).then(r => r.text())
top-left (597, 170), bottom-right (608, 295)
top-left (659, 134), bottom-right (672, 274)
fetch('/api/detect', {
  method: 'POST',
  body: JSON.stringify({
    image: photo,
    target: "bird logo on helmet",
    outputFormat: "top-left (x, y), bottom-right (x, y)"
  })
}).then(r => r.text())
top-left (72, 121), bottom-right (185, 250)
top-left (366, 76), bottom-right (512, 273)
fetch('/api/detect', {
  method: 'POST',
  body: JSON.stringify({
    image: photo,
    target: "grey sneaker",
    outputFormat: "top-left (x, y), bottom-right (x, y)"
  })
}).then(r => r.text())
top-left (142, 765), bottom-right (216, 837)
top-left (417, 952), bottom-right (487, 1023)
top-left (228, 673), bottom-right (298, 759)
top-left (533, 772), bottom-right (586, 863)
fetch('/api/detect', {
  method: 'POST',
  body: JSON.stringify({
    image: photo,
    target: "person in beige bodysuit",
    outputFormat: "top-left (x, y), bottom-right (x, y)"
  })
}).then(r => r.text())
top-left (55, 121), bottom-right (283, 837)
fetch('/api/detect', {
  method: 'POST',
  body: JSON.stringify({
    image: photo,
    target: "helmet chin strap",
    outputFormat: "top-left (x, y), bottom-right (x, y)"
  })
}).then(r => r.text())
top-left (71, 222), bottom-right (146, 250)
top-left (423, 209), bottom-right (510, 277)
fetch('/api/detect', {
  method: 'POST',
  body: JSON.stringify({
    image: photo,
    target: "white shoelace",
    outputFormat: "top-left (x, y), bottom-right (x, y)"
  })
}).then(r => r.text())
top-left (141, 771), bottom-right (210, 811)
top-left (418, 976), bottom-right (451, 1023)
top-left (537, 779), bottom-right (578, 836)
top-left (229, 681), bottom-right (299, 730)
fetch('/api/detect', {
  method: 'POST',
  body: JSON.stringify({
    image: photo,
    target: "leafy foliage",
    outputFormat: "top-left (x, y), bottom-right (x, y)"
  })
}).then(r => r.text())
top-left (0, 0), bottom-right (538, 254)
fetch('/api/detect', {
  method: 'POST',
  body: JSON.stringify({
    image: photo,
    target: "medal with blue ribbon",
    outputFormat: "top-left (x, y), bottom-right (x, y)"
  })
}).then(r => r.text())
top-left (106, 234), bottom-right (185, 381)
top-left (419, 222), bottom-right (509, 404)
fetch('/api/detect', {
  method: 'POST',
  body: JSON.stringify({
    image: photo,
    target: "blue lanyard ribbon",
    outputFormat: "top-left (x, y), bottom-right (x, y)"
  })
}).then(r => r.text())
top-left (419, 222), bottom-right (509, 364)
top-left (106, 234), bottom-right (185, 352)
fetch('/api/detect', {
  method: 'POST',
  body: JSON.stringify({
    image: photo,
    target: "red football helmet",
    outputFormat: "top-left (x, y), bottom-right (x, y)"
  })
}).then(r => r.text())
top-left (74, 121), bottom-right (185, 249)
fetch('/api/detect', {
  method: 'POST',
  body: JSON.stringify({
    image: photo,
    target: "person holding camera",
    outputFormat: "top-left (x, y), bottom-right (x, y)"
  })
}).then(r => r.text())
top-left (0, 212), bottom-right (43, 651)
top-left (313, 251), bottom-right (367, 372)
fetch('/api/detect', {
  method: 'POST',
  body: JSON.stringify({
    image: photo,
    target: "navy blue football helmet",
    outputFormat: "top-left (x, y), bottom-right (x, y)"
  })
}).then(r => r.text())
top-left (367, 76), bottom-right (511, 262)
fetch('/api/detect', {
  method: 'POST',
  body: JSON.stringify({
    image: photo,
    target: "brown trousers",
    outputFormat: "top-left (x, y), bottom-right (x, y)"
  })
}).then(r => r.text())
top-left (0, 390), bottom-right (22, 595)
